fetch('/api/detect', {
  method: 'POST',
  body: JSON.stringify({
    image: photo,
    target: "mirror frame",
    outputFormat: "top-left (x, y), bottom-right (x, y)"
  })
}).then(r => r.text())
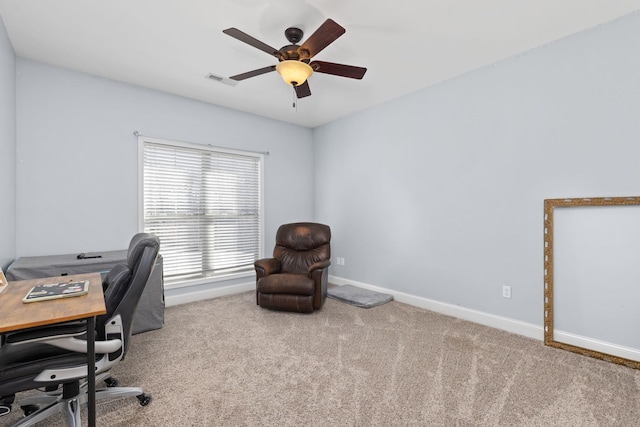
top-left (544, 196), bottom-right (640, 369)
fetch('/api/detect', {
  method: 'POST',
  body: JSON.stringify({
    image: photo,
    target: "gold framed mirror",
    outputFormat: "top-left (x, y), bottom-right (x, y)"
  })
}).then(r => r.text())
top-left (544, 196), bottom-right (640, 369)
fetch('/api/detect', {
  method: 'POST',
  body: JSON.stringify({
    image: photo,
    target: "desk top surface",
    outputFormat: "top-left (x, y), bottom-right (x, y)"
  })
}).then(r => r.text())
top-left (0, 272), bottom-right (106, 333)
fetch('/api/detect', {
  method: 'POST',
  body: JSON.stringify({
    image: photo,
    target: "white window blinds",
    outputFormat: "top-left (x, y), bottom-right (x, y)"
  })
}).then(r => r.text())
top-left (141, 138), bottom-right (263, 284)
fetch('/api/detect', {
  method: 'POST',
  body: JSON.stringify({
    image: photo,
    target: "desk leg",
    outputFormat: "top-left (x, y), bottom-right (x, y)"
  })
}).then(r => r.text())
top-left (87, 317), bottom-right (96, 427)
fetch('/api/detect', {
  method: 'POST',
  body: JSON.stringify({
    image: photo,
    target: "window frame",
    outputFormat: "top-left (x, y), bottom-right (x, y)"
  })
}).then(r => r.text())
top-left (138, 136), bottom-right (264, 289)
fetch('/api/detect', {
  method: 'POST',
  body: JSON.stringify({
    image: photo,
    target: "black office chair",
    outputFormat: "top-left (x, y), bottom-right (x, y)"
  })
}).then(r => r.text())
top-left (0, 233), bottom-right (160, 426)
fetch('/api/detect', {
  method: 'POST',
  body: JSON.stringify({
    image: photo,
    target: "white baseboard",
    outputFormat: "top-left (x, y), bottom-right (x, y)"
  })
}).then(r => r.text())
top-left (165, 276), bottom-right (640, 359)
top-left (553, 330), bottom-right (640, 362)
top-left (165, 275), bottom-right (544, 341)
top-left (165, 281), bottom-right (254, 307)
top-left (329, 275), bottom-right (544, 341)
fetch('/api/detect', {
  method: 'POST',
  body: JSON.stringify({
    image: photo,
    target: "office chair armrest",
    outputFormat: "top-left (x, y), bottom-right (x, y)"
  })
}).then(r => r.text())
top-left (42, 336), bottom-right (122, 354)
top-left (4, 319), bottom-right (122, 354)
top-left (308, 259), bottom-right (331, 273)
top-left (5, 330), bottom-right (122, 354)
top-left (254, 258), bottom-right (281, 277)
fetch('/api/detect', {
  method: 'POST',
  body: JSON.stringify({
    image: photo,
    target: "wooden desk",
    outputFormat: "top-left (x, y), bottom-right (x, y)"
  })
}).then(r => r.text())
top-left (0, 273), bottom-right (105, 332)
top-left (0, 273), bottom-right (106, 427)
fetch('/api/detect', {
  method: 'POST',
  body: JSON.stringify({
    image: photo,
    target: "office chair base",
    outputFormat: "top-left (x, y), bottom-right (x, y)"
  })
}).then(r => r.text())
top-left (0, 394), bottom-right (15, 416)
top-left (19, 404), bottom-right (38, 416)
top-left (11, 375), bottom-right (151, 427)
top-left (11, 396), bottom-right (82, 427)
top-left (104, 376), bottom-right (118, 387)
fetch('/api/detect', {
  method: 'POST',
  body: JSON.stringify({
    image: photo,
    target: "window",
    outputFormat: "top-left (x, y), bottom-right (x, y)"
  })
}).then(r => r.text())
top-left (139, 137), bottom-right (263, 285)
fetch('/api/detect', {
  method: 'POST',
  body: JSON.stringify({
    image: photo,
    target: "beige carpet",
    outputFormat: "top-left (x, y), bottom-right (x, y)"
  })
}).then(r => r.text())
top-left (4, 291), bottom-right (640, 426)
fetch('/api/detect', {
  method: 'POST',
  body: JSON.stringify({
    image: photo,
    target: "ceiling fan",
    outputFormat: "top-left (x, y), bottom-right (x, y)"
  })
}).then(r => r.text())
top-left (223, 19), bottom-right (367, 99)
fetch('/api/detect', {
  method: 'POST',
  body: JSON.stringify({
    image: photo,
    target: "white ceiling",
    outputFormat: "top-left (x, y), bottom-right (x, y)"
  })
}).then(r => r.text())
top-left (1, 1), bottom-right (639, 128)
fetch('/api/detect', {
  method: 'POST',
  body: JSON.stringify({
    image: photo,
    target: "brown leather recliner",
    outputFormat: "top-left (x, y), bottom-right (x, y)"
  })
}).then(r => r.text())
top-left (254, 222), bottom-right (331, 313)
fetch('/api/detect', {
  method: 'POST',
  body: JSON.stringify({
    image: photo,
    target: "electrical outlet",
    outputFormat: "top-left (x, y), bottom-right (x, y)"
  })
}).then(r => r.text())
top-left (502, 285), bottom-right (512, 299)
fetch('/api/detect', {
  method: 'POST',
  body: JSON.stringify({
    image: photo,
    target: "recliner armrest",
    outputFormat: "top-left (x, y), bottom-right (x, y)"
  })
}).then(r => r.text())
top-left (308, 259), bottom-right (331, 273)
top-left (254, 258), bottom-right (281, 277)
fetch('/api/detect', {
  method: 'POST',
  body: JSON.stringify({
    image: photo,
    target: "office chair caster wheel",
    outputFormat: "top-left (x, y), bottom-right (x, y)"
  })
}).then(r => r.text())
top-left (21, 404), bottom-right (39, 416)
top-left (137, 393), bottom-right (152, 406)
top-left (104, 377), bottom-right (118, 387)
top-left (0, 395), bottom-right (14, 416)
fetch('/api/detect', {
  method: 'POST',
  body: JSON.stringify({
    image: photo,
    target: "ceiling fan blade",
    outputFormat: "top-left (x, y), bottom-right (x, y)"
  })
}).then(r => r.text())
top-left (295, 81), bottom-right (311, 98)
top-left (229, 65), bottom-right (276, 81)
top-left (310, 61), bottom-right (367, 79)
top-left (298, 19), bottom-right (345, 59)
top-left (223, 28), bottom-right (281, 58)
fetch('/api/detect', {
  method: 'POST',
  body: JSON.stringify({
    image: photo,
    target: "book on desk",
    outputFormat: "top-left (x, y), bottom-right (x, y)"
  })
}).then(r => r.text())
top-left (22, 280), bottom-right (90, 303)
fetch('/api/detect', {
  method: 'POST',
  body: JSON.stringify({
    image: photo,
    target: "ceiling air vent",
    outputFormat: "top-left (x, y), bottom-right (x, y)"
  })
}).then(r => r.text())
top-left (205, 73), bottom-right (237, 86)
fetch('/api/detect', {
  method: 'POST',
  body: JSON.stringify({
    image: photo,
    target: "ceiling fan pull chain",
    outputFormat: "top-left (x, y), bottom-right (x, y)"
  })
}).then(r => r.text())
top-left (292, 84), bottom-right (297, 110)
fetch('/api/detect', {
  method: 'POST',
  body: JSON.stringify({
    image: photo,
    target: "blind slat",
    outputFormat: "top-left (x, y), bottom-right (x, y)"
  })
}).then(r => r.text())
top-left (142, 140), bottom-right (262, 282)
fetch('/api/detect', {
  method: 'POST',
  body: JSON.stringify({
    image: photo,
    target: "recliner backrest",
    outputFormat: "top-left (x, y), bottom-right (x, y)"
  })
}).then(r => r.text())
top-left (97, 233), bottom-right (160, 355)
top-left (273, 223), bottom-right (331, 274)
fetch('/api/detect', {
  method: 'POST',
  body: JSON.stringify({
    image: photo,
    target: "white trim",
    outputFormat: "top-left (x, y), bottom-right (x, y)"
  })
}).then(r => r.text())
top-left (554, 330), bottom-right (640, 362)
top-left (164, 270), bottom-right (255, 290)
top-left (164, 273), bottom-right (544, 342)
top-left (165, 281), bottom-right (254, 307)
top-left (329, 275), bottom-right (543, 341)
top-left (137, 136), bottom-right (145, 231)
top-left (258, 154), bottom-right (264, 260)
top-left (137, 135), bottom-right (265, 159)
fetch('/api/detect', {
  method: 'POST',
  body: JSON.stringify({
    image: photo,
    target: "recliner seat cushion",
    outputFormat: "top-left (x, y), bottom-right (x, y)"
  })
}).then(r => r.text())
top-left (275, 247), bottom-right (329, 274)
top-left (257, 274), bottom-right (314, 295)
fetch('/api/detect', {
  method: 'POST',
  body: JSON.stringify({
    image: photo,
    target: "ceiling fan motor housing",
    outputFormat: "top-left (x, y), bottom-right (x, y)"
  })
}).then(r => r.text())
top-left (279, 45), bottom-right (310, 62)
top-left (279, 28), bottom-right (311, 62)
top-left (284, 27), bottom-right (303, 44)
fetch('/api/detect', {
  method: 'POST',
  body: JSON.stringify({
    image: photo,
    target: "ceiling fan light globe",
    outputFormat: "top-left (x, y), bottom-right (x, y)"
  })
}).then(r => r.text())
top-left (276, 60), bottom-right (313, 86)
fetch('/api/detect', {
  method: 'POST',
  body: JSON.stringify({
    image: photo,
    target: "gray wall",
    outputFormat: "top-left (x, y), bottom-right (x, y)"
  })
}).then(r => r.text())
top-left (15, 59), bottom-right (314, 283)
top-left (313, 12), bottom-right (640, 326)
top-left (7, 11), bottom-right (640, 329)
top-left (553, 205), bottom-right (640, 350)
top-left (0, 16), bottom-right (15, 270)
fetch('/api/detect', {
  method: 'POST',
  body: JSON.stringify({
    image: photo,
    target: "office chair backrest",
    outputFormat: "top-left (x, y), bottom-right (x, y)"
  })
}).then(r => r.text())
top-left (274, 223), bottom-right (331, 274)
top-left (97, 233), bottom-right (160, 355)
